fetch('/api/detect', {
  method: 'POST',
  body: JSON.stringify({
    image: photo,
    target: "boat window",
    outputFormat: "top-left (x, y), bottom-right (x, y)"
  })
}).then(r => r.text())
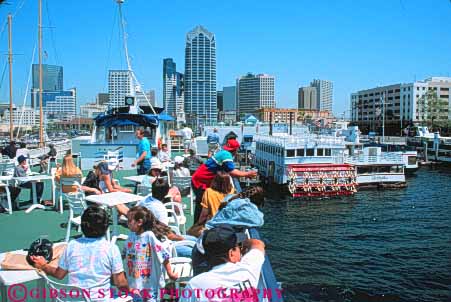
top-left (297, 149), bottom-right (304, 156)
top-left (380, 166), bottom-right (390, 173)
top-left (357, 167), bottom-right (370, 174)
top-left (286, 149), bottom-right (295, 157)
top-left (408, 156), bottom-right (416, 165)
top-left (317, 148), bottom-right (324, 156)
top-left (390, 165), bottom-right (401, 173)
top-left (325, 149), bottom-right (331, 156)
top-left (119, 125), bottom-right (134, 132)
top-left (306, 149), bottom-right (314, 156)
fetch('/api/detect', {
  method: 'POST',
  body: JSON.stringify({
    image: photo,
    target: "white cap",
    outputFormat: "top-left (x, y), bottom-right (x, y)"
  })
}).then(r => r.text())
top-left (174, 156), bottom-right (184, 164)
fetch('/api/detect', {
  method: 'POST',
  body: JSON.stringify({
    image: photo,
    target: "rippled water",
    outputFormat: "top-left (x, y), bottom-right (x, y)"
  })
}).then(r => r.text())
top-left (260, 165), bottom-right (451, 302)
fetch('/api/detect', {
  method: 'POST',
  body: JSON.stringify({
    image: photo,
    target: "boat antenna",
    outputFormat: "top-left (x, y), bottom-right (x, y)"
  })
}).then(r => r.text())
top-left (38, 0), bottom-right (44, 147)
top-left (116, 0), bottom-right (156, 114)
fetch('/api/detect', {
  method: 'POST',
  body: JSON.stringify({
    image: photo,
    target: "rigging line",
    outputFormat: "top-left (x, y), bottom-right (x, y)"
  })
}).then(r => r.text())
top-left (0, 0), bottom-right (26, 39)
top-left (117, 2), bottom-right (155, 114)
top-left (103, 5), bottom-right (118, 93)
top-left (45, 0), bottom-right (60, 65)
top-left (16, 41), bottom-right (37, 140)
top-left (118, 2), bottom-right (132, 73)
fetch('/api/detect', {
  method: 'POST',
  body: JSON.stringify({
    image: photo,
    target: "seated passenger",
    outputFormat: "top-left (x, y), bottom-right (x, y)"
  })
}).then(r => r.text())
top-left (180, 225), bottom-right (266, 302)
top-left (31, 206), bottom-right (128, 301)
top-left (116, 176), bottom-right (170, 226)
top-left (158, 143), bottom-right (171, 163)
top-left (81, 164), bottom-right (102, 196)
top-left (97, 162), bottom-right (131, 193)
top-left (196, 171), bottom-right (235, 226)
top-left (12, 155), bottom-right (47, 206)
top-left (123, 206), bottom-right (178, 300)
top-left (173, 156), bottom-right (190, 177)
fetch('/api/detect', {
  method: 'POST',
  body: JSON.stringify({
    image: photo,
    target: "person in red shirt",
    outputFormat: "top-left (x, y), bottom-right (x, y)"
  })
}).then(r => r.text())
top-left (191, 139), bottom-right (257, 222)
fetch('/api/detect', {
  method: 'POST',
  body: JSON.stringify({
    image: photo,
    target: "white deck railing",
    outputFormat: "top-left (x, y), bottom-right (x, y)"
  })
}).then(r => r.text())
top-left (345, 153), bottom-right (404, 165)
top-left (254, 134), bottom-right (346, 148)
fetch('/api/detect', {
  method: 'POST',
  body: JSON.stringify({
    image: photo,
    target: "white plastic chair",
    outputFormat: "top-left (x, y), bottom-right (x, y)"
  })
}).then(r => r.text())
top-left (38, 272), bottom-right (132, 302)
top-left (0, 182), bottom-right (12, 215)
top-left (164, 202), bottom-right (186, 234)
top-left (56, 175), bottom-right (83, 214)
top-left (171, 176), bottom-right (194, 215)
top-left (171, 240), bottom-right (196, 257)
top-left (65, 190), bottom-right (89, 242)
top-left (163, 256), bottom-right (193, 294)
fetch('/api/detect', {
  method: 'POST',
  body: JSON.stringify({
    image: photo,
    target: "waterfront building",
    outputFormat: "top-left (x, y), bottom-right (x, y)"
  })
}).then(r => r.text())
top-left (217, 91), bottom-right (223, 112)
top-left (44, 88), bottom-right (77, 120)
top-left (2, 106), bottom-right (38, 126)
top-left (256, 108), bottom-right (334, 125)
top-left (80, 103), bottom-right (107, 119)
top-left (350, 77), bottom-right (451, 135)
top-left (298, 86), bottom-right (318, 110)
top-left (237, 73), bottom-right (275, 118)
top-left (96, 93), bottom-right (109, 105)
top-left (311, 79), bottom-right (333, 112)
top-left (184, 25), bottom-right (217, 126)
top-left (31, 64), bottom-right (64, 108)
top-left (136, 90), bottom-right (155, 107)
top-left (163, 58), bottom-right (184, 119)
top-left (108, 70), bottom-right (133, 109)
top-left (223, 86), bottom-right (237, 111)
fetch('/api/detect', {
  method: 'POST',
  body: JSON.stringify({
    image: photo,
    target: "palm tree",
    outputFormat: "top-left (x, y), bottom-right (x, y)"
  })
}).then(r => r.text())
top-left (417, 90), bottom-right (448, 128)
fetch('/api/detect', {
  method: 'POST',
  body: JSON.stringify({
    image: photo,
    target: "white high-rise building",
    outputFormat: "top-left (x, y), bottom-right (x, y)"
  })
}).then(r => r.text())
top-left (108, 70), bottom-right (133, 108)
top-left (80, 103), bottom-right (107, 119)
top-left (3, 107), bottom-right (38, 126)
top-left (311, 79), bottom-right (333, 112)
top-left (44, 88), bottom-right (76, 120)
top-left (237, 73), bottom-right (275, 117)
top-left (350, 77), bottom-right (451, 134)
top-left (184, 26), bottom-right (217, 126)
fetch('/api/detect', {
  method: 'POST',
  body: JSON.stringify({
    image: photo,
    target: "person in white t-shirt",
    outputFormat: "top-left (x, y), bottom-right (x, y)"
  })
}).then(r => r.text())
top-left (179, 225), bottom-right (266, 302)
top-left (31, 206), bottom-right (128, 302)
top-left (180, 124), bottom-right (193, 152)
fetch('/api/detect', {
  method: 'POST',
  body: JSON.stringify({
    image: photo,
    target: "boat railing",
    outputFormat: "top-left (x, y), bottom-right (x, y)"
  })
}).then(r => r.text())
top-left (233, 178), bottom-right (283, 302)
top-left (345, 153), bottom-right (404, 165)
top-left (254, 134), bottom-right (345, 148)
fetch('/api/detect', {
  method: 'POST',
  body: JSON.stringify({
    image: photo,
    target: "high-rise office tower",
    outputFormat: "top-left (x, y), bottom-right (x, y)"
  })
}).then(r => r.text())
top-left (184, 25), bottom-right (217, 126)
top-left (163, 58), bottom-right (184, 117)
top-left (223, 86), bottom-right (237, 111)
top-left (31, 64), bottom-right (64, 108)
top-left (237, 73), bottom-right (275, 117)
top-left (311, 79), bottom-right (333, 112)
top-left (108, 70), bottom-right (133, 109)
top-left (298, 87), bottom-right (318, 110)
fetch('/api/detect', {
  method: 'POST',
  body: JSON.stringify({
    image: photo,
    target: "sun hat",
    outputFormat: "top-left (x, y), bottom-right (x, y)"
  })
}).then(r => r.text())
top-left (222, 139), bottom-right (240, 152)
top-left (150, 161), bottom-right (162, 171)
top-left (174, 156), bottom-right (185, 165)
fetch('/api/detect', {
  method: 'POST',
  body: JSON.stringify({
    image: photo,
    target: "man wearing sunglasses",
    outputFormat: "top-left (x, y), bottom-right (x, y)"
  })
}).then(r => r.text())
top-left (180, 225), bottom-right (265, 302)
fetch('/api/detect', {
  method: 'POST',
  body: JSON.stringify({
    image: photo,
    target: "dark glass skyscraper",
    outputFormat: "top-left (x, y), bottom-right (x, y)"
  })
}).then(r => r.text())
top-left (31, 64), bottom-right (63, 108)
top-left (184, 25), bottom-right (217, 126)
top-left (163, 58), bottom-right (177, 116)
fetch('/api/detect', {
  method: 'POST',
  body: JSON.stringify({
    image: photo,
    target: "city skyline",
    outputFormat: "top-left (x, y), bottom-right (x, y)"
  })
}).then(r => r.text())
top-left (0, 0), bottom-right (450, 117)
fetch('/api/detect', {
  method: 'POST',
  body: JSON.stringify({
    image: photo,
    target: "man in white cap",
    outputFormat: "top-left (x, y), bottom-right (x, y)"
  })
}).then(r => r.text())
top-left (173, 156), bottom-right (190, 177)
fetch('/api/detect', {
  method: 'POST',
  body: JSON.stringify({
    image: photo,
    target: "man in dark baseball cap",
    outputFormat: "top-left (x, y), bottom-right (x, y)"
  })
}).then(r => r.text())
top-left (181, 225), bottom-right (266, 302)
top-left (203, 225), bottom-right (247, 265)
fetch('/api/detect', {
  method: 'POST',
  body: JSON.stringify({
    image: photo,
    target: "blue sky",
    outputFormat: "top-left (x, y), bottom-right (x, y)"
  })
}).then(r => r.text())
top-left (0, 0), bottom-right (450, 116)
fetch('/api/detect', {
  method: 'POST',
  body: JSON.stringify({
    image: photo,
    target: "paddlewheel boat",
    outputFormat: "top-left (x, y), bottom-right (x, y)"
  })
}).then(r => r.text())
top-left (287, 163), bottom-right (357, 197)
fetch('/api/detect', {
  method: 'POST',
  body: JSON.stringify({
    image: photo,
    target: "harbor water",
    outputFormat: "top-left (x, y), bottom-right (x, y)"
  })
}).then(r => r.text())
top-left (260, 165), bottom-right (451, 302)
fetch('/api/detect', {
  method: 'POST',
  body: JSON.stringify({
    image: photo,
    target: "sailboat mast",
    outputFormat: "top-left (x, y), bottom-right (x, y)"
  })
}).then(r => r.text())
top-left (7, 14), bottom-right (13, 141)
top-left (38, 0), bottom-right (44, 147)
